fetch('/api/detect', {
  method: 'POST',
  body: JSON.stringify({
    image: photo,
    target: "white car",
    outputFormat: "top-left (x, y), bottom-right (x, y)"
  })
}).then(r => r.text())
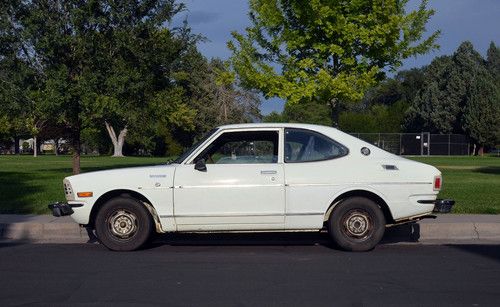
top-left (49, 123), bottom-right (454, 251)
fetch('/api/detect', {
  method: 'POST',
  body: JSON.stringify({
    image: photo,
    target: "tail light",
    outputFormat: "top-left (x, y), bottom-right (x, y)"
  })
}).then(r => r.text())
top-left (433, 176), bottom-right (442, 191)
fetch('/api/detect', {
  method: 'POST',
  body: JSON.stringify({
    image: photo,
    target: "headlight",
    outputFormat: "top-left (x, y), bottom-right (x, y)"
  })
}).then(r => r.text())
top-left (63, 179), bottom-right (75, 201)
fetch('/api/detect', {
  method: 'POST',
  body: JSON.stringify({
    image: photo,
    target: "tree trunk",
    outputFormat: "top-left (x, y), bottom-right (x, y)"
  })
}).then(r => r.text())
top-left (478, 146), bottom-right (484, 156)
top-left (105, 121), bottom-right (127, 157)
top-left (72, 133), bottom-right (81, 174)
top-left (14, 136), bottom-right (20, 155)
top-left (54, 138), bottom-right (60, 156)
top-left (329, 98), bottom-right (340, 128)
top-left (33, 136), bottom-right (37, 157)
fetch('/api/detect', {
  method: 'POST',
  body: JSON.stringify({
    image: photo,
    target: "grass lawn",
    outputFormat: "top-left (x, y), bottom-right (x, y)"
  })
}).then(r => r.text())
top-left (410, 156), bottom-right (500, 214)
top-left (0, 155), bottom-right (168, 214)
top-left (0, 155), bottom-right (498, 215)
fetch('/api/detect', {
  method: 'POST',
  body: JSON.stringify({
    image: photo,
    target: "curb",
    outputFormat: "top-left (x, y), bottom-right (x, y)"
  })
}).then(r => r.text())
top-left (0, 215), bottom-right (89, 243)
top-left (0, 222), bottom-right (89, 243)
top-left (1, 214), bottom-right (499, 244)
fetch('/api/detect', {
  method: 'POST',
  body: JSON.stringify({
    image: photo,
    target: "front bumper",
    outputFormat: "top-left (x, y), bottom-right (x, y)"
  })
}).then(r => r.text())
top-left (48, 202), bottom-right (83, 217)
top-left (418, 199), bottom-right (455, 213)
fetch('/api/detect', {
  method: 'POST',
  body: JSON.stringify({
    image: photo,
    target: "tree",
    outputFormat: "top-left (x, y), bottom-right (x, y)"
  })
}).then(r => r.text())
top-left (177, 54), bottom-right (261, 137)
top-left (404, 55), bottom-right (460, 133)
top-left (0, 1), bottom-right (44, 156)
top-left (405, 41), bottom-right (500, 154)
top-left (486, 41), bottom-right (500, 79)
top-left (228, 0), bottom-right (439, 127)
top-left (340, 100), bottom-right (407, 133)
top-left (87, 5), bottom-right (201, 157)
top-left (262, 98), bottom-right (332, 126)
top-left (462, 73), bottom-right (499, 155)
top-left (7, 0), bottom-right (201, 172)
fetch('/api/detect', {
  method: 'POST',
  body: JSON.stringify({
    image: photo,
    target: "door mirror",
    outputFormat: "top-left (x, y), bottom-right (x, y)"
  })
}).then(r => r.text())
top-left (194, 159), bottom-right (207, 172)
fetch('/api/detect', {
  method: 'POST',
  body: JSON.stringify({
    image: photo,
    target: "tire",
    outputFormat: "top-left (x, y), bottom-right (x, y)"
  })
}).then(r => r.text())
top-left (95, 197), bottom-right (153, 251)
top-left (327, 197), bottom-right (386, 252)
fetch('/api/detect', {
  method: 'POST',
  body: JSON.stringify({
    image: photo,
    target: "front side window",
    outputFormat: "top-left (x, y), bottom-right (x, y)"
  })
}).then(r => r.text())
top-left (194, 130), bottom-right (279, 164)
top-left (284, 128), bottom-right (348, 162)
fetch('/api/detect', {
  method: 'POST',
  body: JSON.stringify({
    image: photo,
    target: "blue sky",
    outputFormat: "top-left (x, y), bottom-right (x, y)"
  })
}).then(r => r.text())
top-left (175, 0), bottom-right (500, 115)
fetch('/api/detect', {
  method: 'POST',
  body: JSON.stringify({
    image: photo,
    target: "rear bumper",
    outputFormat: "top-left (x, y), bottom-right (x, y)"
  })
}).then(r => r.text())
top-left (48, 202), bottom-right (83, 217)
top-left (417, 199), bottom-right (455, 213)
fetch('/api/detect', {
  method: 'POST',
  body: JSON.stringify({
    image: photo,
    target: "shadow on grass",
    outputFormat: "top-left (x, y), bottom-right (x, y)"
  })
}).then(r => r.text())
top-left (473, 166), bottom-right (500, 175)
top-left (0, 171), bottom-right (43, 214)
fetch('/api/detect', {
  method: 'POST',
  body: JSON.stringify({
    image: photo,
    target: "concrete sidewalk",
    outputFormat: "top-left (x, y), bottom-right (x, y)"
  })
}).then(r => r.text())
top-left (1, 214), bottom-right (499, 244)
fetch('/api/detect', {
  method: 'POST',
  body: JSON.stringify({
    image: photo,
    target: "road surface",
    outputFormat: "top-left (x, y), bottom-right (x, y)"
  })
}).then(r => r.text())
top-left (0, 233), bottom-right (499, 306)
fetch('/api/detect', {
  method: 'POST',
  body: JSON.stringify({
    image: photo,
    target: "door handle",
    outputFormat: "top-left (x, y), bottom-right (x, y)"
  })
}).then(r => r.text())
top-left (261, 170), bottom-right (277, 175)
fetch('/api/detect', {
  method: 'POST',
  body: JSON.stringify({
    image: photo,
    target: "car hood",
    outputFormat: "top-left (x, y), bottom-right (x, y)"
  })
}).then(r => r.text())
top-left (64, 164), bottom-right (177, 196)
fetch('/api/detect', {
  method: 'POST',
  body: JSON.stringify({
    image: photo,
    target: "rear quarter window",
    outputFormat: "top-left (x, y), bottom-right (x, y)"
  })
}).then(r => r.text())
top-left (284, 128), bottom-right (348, 163)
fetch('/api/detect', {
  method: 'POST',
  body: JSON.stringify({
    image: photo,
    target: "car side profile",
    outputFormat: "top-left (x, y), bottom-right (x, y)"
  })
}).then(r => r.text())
top-left (49, 123), bottom-right (454, 251)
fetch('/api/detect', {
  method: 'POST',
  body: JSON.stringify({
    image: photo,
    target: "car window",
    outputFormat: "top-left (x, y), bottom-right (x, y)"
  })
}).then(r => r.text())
top-left (284, 128), bottom-right (348, 162)
top-left (194, 131), bottom-right (279, 164)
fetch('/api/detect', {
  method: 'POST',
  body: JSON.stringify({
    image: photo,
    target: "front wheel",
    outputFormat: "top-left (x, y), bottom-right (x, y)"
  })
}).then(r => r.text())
top-left (95, 197), bottom-right (153, 251)
top-left (328, 197), bottom-right (386, 252)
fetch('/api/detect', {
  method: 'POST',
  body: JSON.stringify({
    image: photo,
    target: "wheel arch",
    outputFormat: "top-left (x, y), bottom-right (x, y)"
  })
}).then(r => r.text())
top-left (89, 189), bottom-right (164, 233)
top-left (324, 189), bottom-right (394, 225)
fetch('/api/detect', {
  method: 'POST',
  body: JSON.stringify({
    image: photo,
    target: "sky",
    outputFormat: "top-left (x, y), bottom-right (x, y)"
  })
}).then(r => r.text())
top-left (174, 0), bottom-right (500, 115)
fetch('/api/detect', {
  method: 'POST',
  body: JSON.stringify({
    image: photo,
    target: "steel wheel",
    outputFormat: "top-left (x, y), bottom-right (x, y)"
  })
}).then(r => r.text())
top-left (341, 209), bottom-right (373, 240)
top-left (95, 197), bottom-right (153, 251)
top-left (107, 209), bottom-right (139, 240)
top-left (328, 197), bottom-right (385, 252)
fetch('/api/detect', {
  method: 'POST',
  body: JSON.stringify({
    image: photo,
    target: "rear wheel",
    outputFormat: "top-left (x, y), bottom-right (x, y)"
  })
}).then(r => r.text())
top-left (328, 197), bottom-right (385, 252)
top-left (95, 197), bottom-right (153, 251)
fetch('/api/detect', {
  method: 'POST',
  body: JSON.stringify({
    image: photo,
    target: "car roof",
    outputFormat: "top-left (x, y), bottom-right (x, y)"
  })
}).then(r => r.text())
top-left (217, 122), bottom-right (339, 131)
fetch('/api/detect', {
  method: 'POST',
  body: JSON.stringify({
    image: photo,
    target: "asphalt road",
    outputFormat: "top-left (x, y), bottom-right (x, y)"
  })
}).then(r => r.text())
top-left (0, 234), bottom-right (499, 306)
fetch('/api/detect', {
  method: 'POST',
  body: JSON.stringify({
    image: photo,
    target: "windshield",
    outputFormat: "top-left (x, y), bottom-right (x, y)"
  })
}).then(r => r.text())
top-left (172, 128), bottom-right (218, 164)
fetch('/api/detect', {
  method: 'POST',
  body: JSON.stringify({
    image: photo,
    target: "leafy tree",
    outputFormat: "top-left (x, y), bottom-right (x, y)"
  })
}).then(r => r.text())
top-left (363, 68), bottom-right (425, 109)
top-left (86, 4), bottom-right (201, 157)
top-left (177, 55), bottom-right (261, 139)
top-left (486, 42), bottom-right (500, 145)
top-left (228, 0), bottom-right (439, 126)
top-left (0, 1), bottom-right (45, 155)
top-left (405, 54), bottom-right (463, 133)
top-left (340, 100), bottom-right (407, 133)
top-left (405, 41), bottom-right (500, 154)
top-left (486, 41), bottom-right (500, 79)
top-left (462, 72), bottom-right (499, 155)
top-left (6, 0), bottom-right (202, 172)
top-left (262, 99), bottom-right (331, 125)
top-left (262, 111), bottom-right (285, 123)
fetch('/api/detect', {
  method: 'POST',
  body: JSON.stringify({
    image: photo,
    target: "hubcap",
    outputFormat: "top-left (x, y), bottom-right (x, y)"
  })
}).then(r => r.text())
top-left (342, 210), bottom-right (372, 239)
top-left (107, 210), bottom-right (138, 239)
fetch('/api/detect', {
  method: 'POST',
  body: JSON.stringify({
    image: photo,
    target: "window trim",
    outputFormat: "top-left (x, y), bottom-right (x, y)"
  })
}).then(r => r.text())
top-left (188, 128), bottom-right (282, 165)
top-left (284, 128), bottom-right (349, 163)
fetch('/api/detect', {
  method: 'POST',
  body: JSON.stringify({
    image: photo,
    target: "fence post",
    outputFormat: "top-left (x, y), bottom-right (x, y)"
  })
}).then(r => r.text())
top-left (420, 132), bottom-right (423, 156)
top-left (448, 134), bottom-right (451, 156)
top-left (399, 133), bottom-right (402, 155)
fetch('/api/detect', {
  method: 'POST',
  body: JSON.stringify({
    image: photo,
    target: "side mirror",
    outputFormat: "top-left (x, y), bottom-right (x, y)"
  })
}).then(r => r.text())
top-left (194, 159), bottom-right (207, 172)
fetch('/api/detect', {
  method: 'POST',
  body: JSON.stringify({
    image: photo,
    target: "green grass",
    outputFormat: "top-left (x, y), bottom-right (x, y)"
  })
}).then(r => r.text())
top-left (0, 155), bottom-right (498, 214)
top-left (0, 155), bottom-right (168, 214)
top-left (409, 156), bottom-right (500, 214)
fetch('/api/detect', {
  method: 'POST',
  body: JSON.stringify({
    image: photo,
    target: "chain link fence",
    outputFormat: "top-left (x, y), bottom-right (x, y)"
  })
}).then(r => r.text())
top-left (350, 133), bottom-right (469, 156)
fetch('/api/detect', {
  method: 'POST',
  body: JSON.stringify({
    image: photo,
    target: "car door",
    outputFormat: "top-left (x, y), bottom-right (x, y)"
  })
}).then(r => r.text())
top-left (283, 128), bottom-right (350, 230)
top-left (173, 128), bottom-right (285, 231)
